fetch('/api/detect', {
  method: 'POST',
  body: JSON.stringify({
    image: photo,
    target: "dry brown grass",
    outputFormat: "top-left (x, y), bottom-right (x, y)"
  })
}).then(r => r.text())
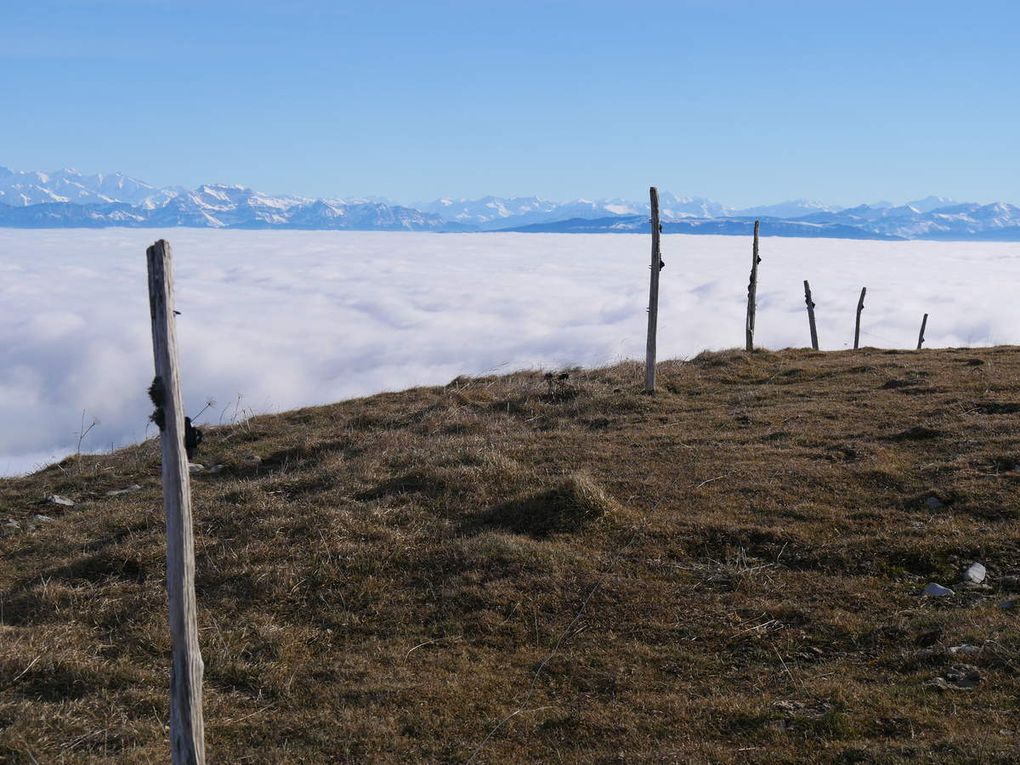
top-left (1, 347), bottom-right (1019, 763)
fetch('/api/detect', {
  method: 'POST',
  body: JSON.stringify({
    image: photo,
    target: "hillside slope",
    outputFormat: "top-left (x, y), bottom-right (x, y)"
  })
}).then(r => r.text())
top-left (1, 348), bottom-right (1019, 763)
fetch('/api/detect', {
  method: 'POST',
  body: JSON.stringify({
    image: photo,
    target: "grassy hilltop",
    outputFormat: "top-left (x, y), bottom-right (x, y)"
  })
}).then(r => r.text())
top-left (1, 347), bottom-right (1019, 763)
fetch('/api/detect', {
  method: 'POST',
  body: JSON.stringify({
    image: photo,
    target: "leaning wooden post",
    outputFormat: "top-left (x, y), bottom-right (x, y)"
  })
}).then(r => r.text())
top-left (803, 280), bottom-right (819, 350)
top-left (147, 240), bottom-right (206, 765)
top-left (745, 220), bottom-right (761, 352)
top-left (644, 186), bottom-right (662, 393)
top-left (853, 286), bottom-right (867, 350)
top-left (916, 313), bottom-right (928, 350)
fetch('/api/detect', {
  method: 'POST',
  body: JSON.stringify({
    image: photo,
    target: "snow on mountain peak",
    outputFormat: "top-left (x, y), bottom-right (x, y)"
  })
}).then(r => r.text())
top-left (905, 195), bottom-right (958, 213)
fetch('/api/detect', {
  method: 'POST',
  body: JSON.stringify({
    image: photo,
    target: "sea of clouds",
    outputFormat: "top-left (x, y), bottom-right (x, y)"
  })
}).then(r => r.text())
top-left (1, 229), bottom-right (1019, 476)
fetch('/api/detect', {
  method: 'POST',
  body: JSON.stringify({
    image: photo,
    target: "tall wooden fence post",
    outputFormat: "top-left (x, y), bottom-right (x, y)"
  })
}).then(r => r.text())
top-left (147, 240), bottom-right (206, 765)
top-left (853, 287), bottom-right (867, 350)
top-left (645, 186), bottom-right (662, 393)
top-left (917, 313), bottom-right (928, 350)
top-left (803, 280), bottom-right (819, 351)
top-left (745, 220), bottom-right (761, 352)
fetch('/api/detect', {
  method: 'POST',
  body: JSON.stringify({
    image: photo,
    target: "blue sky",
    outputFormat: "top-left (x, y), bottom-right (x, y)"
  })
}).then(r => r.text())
top-left (2, 0), bottom-right (1018, 206)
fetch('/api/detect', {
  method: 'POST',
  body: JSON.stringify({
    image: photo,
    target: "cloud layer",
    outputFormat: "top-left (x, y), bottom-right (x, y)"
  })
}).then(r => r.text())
top-left (2, 229), bottom-right (1019, 475)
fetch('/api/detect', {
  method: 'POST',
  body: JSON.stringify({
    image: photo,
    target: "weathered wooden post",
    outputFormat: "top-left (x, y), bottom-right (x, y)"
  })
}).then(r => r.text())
top-left (803, 280), bottom-right (819, 351)
top-left (645, 186), bottom-right (662, 393)
top-left (853, 287), bottom-right (867, 350)
top-left (147, 240), bottom-right (206, 765)
top-left (916, 313), bottom-right (928, 350)
top-left (745, 220), bottom-right (761, 352)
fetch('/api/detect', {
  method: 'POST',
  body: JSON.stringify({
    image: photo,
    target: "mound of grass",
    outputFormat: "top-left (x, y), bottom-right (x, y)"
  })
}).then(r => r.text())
top-left (478, 472), bottom-right (620, 537)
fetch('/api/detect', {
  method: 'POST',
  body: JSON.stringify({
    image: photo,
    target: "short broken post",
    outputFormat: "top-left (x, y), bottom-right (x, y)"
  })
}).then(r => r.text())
top-left (745, 220), bottom-right (761, 352)
top-left (645, 186), bottom-right (662, 393)
top-left (147, 240), bottom-right (206, 765)
top-left (803, 280), bottom-right (819, 351)
top-left (917, 313), bottom-right (928, 350)
top-left (853, 287), bottom-right (867, 350)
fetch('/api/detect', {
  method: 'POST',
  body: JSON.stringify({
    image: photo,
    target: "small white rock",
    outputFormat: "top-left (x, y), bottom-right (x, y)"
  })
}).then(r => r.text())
top-left (106, 484), bottom-right (142, 497)
top-left (188, 463), bottom-right (204, 474)
top-left (945, 664), bottom-right (982, 689)
top-left (946, 644), bottom-right (979, 656)
top-left (923, 582), bottom-right (955, 597)
top-left (964, 562), bottom-right (986, 584)
top-left (45, 494), bottom-right (75, 507)
top-left (32, 514), bottom-right (54, 523)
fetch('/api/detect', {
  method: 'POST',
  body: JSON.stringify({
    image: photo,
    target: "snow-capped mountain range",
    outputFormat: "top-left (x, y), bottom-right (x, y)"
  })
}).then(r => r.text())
top-left (0, 167), bottom-right (443, 231)
top-left (0, 166), bottom-right (174, 207)
top-left (2, 165), bottom-right (1019, 240)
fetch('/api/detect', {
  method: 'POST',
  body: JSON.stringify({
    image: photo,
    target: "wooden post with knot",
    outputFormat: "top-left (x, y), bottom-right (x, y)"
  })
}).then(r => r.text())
top-left (745, 220), bottom-right (761, 351)
top-left (917, 313), bottom-right (928, 350)
top-left (147, 240), bottom-right (206, 765)
top-left (803, 280), bottom-right (819, 351)
top-left (853, 287), bottom-right (867, 350)
top-left (645, 186), bottom-right (663, 393)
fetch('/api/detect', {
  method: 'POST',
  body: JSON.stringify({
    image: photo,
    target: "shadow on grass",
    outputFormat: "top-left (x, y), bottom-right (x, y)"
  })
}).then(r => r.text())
top-left (466, 473), bottom-right (618, 539)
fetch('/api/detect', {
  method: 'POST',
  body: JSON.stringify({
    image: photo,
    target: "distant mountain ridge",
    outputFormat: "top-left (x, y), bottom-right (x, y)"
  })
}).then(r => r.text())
top-left (2, 165), bottom-right (1019, 240)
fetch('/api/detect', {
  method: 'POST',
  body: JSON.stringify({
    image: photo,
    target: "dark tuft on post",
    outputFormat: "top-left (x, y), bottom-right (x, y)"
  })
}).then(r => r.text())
top-left (184, 417), bottom-right (203, 460)
top-left (148, 376), bottom-right (167, 430)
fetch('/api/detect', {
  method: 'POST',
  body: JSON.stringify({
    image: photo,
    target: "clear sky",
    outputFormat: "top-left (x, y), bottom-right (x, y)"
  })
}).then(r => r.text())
top-left (2, 0), bottom-right (1018, 207)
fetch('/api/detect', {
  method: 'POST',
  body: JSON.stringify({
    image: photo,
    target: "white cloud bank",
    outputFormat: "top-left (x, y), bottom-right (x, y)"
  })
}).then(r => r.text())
top-left (1, 229), bottom-right (1019, 476)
